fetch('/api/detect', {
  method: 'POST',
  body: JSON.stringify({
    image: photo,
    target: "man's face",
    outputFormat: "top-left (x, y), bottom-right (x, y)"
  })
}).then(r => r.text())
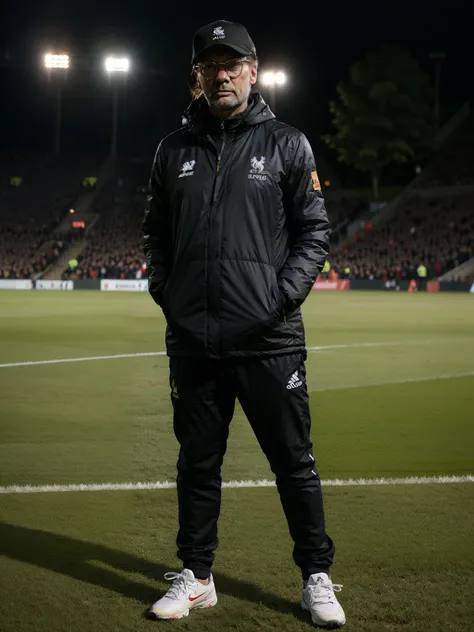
top-left (195, 46), bottom-right (258, 113)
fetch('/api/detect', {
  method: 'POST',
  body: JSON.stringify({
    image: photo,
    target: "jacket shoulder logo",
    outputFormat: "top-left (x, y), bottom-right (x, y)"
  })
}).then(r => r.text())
top-left (179, 160), bottom-right (196, 178)
top-left (213, 26), bottom-right (225, 40)
top-left (248, 156), bottom-right (267, 181)
top-left (311, 170), bottom-right (321, 191)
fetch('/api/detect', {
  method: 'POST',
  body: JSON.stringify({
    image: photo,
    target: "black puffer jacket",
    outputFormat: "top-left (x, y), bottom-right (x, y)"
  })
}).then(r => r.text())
top-left (143, 93), bottom-right (330, 358)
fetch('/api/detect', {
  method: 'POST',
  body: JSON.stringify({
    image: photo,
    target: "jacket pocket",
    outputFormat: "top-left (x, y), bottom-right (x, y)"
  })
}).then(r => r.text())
top-left (219, 260), bottom-right (283, 348)
top-left (270, 266), bottom-right (285, 322)
top-left (160, 279), bottom-right (171, 314)
top-left (163, 261), bottom-right (206, 342)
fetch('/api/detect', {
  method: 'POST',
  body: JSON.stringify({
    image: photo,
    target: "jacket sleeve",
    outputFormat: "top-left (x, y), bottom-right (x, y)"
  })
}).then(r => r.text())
top-left (278, 133), bottom-right (331, 313)
top-left (143, 142), bottom-right (172, 308)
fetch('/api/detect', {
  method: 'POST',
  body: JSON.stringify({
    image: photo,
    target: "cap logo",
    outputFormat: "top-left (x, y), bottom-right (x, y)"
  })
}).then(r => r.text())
top-left (213, 26), bottom-right (225, 40)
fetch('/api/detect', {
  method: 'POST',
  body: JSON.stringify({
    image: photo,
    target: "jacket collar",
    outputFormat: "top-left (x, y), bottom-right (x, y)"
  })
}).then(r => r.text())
top-left (182, 92), bottom-right (275, 136)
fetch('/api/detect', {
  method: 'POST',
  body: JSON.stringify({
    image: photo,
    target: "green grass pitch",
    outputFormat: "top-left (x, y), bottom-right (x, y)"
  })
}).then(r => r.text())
top-left (0, 290), bottom-right (473, 631)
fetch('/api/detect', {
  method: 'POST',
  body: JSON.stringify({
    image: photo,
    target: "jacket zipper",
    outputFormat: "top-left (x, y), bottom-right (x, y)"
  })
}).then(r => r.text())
top-left (216, 121), bottom-right (226, 175)
top-left (206, 121), bottom-right (226, 355)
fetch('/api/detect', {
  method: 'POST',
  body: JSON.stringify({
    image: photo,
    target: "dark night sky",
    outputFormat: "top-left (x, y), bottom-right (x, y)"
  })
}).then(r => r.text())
top-left (0, 0), bottom-right (472, 172)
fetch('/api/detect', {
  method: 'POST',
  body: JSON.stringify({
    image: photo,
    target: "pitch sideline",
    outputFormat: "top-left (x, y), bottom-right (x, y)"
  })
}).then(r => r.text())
top-left (0, 338), bottom-right (472, 369)
top-left (0, 474), bottom-right (472, 495)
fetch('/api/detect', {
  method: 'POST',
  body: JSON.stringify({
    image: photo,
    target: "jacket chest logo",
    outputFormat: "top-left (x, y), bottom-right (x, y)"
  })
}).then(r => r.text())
top-left (179, 160), bottom-right (196, 178)
top-left (248, 156), bottom-right (267, 181)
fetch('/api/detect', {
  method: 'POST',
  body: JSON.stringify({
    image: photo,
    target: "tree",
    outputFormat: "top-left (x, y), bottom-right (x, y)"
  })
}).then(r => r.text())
top-left (323, 46), bottom-right (433, 199)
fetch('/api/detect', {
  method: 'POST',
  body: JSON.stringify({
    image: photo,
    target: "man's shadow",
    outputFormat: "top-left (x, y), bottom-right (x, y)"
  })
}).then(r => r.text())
top-left (0, 521), bottom-right (309, 623)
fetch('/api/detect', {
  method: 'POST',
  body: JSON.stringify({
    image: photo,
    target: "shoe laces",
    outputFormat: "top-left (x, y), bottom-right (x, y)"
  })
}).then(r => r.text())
top-left (306, 577), bottom-right (343, 606)
top-left (163, 571), bottom-right (193, 600)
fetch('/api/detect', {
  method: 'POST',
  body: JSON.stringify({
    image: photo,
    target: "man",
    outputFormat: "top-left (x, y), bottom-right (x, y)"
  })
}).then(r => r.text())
top-left (143, 20), bottom-right (346, 629)
top-left (417, 262), bottom-right (427, 291)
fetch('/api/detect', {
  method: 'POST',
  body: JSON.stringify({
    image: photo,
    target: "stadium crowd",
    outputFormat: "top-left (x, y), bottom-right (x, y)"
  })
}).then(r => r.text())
top-left (329, 192), bottom-right (474, 280)
top-left (0, 152), bottom-right (103, 279)
top-left (62, 162), bottom-right (147, 281)
top-left (64, 211), bottom-right (144, 281)
top-left (0, 226), bottom-right (81, 280)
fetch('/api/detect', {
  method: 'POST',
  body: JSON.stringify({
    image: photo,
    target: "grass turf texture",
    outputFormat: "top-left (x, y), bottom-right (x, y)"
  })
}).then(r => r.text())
top-left (0, 290), bottom-right (473, 631)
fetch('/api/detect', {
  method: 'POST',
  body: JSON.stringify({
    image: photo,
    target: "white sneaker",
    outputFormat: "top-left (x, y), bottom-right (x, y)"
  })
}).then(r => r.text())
top-left (148, 569), bottom-right (217, 620)
top-left (301, 572), bottom-right (346, 629)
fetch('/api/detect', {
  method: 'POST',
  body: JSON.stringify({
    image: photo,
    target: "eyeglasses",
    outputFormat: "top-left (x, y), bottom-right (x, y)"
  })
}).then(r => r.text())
top-left (194, 58), bottom-right (251, 79)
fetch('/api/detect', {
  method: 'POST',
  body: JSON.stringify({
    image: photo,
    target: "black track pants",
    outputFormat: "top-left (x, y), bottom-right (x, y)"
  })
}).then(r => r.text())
top-left (169, 353), bottom-right (335, 580)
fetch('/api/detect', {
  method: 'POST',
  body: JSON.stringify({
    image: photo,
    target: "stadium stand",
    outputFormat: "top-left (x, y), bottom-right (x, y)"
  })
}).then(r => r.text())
top-left (328, 110), bottom-right (474, 282)
top-left (0, 152), bottom-right (104, 279)
top-left (325, 196), bottom-right (366, 231)
top-left (329, 191), bottom-right (474, 280)
top-left (63, 158), bottom-right (148, 281)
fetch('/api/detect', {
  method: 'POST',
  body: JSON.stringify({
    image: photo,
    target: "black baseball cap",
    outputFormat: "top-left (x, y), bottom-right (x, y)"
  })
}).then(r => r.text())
top-left (192, 20), bottom-right (257, 65)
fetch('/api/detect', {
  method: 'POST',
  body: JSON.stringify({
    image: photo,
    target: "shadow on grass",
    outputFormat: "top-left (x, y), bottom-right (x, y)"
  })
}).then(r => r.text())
top-left (0, 521), bottom-right (309, 623)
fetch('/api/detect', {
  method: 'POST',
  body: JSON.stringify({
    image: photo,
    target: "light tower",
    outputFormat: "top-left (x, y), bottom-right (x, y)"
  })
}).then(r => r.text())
top-left (44, 53), bottom-right (70, 153)
top-left (104, 56), bottom-right (130, 156)
top-left (261, 70), bottom-right (287, 113)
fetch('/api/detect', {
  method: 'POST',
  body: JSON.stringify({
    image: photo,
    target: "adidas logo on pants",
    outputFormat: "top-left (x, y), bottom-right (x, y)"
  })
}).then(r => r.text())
top-left (287, 371), bottom-right (303, 389)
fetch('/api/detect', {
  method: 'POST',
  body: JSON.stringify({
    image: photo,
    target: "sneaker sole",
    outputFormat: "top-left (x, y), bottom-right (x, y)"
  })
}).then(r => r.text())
top-left (148, 595), bottom-right (218, 620)
top-left (301, 600), bottom-right (346, 629)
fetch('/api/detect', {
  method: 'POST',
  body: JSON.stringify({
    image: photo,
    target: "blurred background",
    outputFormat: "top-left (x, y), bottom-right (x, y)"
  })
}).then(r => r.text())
top-left (0, 0), bottom-right (473, 286)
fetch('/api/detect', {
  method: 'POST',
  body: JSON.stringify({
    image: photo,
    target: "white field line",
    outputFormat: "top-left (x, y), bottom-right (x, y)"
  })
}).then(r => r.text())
top-left (0, 338), bottom-right (471, 369)
top-left (0, 475), bottom-right (472, 495)
top-left (308, 342), bottom-right (403, 351)
top-left (311, 370), bottom-right (474, 391)
top-left (0, 351), bottom-right (166, 368)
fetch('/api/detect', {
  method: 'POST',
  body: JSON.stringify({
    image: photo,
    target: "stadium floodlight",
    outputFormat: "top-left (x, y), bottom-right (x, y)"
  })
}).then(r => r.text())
top-left (44, 53), bottom-right (70, 69)
top-left (260, 70), bottom-right (287, 112)
top-left (274, 71), bottom-right (286, 86)
top-left (261, 71), bottom-right (274, 86)
top-left (105, 57), bottom-right (130, 73)
top-left (262, 70), bottom-right (287, 86)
